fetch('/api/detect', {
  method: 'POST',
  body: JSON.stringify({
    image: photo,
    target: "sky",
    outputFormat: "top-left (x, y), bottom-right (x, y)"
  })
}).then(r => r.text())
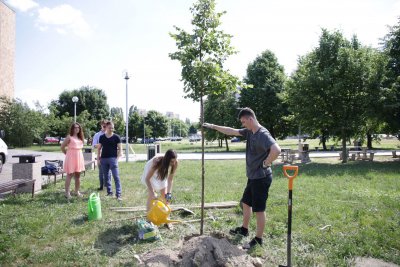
top-left (5, 0), bottom-right (400, 122)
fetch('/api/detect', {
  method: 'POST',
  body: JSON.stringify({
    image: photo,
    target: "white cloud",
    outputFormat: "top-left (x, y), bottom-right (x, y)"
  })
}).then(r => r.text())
top-left (6, 0), bottom-right (38, 12)
top-left (36, 4), bottom-right (92, 38)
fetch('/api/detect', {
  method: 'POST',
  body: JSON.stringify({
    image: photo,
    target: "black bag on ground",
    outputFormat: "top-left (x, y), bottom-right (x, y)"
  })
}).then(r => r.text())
top-left (41, 160), bottom-right (63, 175)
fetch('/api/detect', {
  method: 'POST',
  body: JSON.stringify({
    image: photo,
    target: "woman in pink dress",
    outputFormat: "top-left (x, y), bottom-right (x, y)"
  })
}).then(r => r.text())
top-left (61, 123), bottom-right (86, 199)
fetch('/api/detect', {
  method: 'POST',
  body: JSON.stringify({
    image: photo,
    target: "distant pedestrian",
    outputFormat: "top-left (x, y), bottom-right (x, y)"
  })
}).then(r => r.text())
top-left (141, 149), bottom-right (179, 211)
top-left (97, 121), bottom-right (123, 201)
top-left (204, 107), bottom-right (281, 250)
top-left (61, 122), bottom-right (86, 199)
top-left (92, 119), bottom-right (110, 191)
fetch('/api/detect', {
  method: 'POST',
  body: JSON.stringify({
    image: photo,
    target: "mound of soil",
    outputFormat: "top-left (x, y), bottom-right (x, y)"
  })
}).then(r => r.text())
top-left (353, 257), bottom-right (399, 267)
top-left (140, 235), bottom-right (260, 267)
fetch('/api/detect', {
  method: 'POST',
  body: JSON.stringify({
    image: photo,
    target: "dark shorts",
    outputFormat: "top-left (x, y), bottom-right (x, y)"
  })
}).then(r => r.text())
top-left (241, 175), bottom-right (272, 212)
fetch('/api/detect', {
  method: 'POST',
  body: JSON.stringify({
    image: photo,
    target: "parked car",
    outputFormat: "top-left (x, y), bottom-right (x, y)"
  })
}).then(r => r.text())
top-left (0, 137), bottom-right (8, 173)
top-left (231, 137), bottom-right (241, 143)
top-left (44, 137), bottom-right (59, 144)
top-left (189, 135), bottom-right (201, 142)
top-left (141, 138), bottom-right (155, 144)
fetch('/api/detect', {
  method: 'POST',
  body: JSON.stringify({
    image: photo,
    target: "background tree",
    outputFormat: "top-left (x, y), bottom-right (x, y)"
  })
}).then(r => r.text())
top-left (286, 29), bottom-right (384, 162)
top-left (145, 110), bottom-right (168, 138)
top-left (170, 118), bottom-right (189, 137)
top-left (128, 111), bottom-right (142, 142)
top-left (204, 91), bottom-right (239, 151)
top-left (110, 107), bottom-right (123, 118)
top-left (0, 97), bottom-right (47, 147)
top-left (109, 107), bottom-right (126, 136)
top-left (357, 48), bottom-right (388, 148)
top-left (169, 0), bottom-right (240, 234)
top-left (76, 110), bottom-right (97, 141)
top-left (240, 50), bottom-right (289, 139)
top-left (286, 52), bottom-right (333, 150)
top-left (50, 86), bottom-right (109, 123)
top-left (188, 124), bottom-right (198, 135)
top-left (382, 18), bottom-right (400, 138)
top-left (128, 111), bottom-right (152, 142)
top-left (129, 105), bottom-right (138, 116)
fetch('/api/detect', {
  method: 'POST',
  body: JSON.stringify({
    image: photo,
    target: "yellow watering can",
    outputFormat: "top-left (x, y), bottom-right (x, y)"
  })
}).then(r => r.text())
top-left (147, 199), bottom-right (181, 226)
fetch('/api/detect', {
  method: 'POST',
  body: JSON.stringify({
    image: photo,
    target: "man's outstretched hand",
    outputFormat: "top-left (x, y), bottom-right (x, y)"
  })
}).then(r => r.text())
top-left (203, 123), bottom-right (215, 129)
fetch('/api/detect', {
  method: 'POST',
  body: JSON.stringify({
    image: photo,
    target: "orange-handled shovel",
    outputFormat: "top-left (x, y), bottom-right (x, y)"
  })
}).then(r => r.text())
top-left (279, 165), bottom-right (299, 267)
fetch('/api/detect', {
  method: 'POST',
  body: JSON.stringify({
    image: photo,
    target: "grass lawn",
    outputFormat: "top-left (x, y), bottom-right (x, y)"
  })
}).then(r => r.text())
top-left (0, 158), bottom-right (399, 266)
top-left (19, 137), bottom-right (400, 153)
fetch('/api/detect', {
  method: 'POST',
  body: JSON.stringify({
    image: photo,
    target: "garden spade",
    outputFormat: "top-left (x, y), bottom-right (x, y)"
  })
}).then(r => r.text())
top-left (279, 165), bottom-right (299, 267)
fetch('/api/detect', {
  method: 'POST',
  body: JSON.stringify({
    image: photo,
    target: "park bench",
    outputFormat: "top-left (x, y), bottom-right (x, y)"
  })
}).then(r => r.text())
top-left (280, 148), bottom-right (298, 164)
top-left (44, 160), bottom-right (96, 185)
top-left (84, 160), bottom-right (96, 171)
top-left (0, 179), bottom-right (36, 198)
top-left (347, 150), bottom-right (375, 162)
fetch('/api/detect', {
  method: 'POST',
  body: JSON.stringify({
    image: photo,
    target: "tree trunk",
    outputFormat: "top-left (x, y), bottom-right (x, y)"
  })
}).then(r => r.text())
top-left (200, 95), bottom-right (205, 235)
top-left (269, 126), bottom-right (276, 140)
top-left (367, 132), bottom-right (373, 149)
top-left (225, 136), bottom-right (229, 152)
top-left (342, 130), bottom-right (347, 163)
top-left (321, 133), bottom-right (327, 150)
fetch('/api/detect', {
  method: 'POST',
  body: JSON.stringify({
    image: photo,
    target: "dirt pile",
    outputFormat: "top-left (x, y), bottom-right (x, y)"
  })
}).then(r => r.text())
top-left (140, 235), bottom-right (260, 267)
top-left (353, 257), bottom-right (399, 267)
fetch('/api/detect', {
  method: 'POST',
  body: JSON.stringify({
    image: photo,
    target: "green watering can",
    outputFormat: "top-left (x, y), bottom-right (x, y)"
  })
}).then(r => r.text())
top-left (88, 193), bottom-right (102, 221)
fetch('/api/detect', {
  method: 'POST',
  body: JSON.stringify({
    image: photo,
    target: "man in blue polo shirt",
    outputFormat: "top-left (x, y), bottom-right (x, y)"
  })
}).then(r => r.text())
top-left (204, 107), bottom-right (281, 250)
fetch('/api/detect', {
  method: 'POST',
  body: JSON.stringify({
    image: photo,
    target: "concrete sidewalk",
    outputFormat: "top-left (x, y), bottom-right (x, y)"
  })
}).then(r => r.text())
top-left (129, 150), bottom-right (395, 161)
top-left (0, 149), bottom-right (396, 182)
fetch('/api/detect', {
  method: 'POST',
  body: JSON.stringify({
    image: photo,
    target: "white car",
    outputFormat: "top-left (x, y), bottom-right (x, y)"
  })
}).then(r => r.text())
top-left (0, 137), bottom-right (8, 173)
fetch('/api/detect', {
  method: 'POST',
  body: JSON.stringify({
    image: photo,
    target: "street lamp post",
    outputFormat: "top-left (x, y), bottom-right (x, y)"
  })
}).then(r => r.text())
top-left (72, 96), bottom-right (79, 123)
top-left (124, 72), bottom-right (130, 163)
top-left (143, 119), bottom-right (146, 145)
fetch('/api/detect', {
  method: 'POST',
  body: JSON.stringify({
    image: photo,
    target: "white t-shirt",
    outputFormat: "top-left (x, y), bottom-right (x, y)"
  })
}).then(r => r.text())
top-left (141, 156), bottom-right (168, 191)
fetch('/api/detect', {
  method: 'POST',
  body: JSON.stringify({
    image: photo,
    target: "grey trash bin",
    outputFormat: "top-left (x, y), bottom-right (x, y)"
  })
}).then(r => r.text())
top-left (302, 143), bottom-right (309, 151)
top-left (155, 143), bottom-right (161, 154)
top-left (147, 145), bottom-right (156, 161)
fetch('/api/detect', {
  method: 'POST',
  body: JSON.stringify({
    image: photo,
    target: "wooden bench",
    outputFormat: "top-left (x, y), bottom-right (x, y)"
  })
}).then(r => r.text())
top-left (0, 179), bottom-right (36, 198)
top-left (44, 160), bottom-right (96, 185)
top-left (85, 160), bottom-right (96, 171)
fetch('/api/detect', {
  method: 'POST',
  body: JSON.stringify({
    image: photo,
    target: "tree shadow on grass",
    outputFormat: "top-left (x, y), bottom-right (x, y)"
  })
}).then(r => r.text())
top-left (0, 190), bottom-right (87, 206)
top-left (72, 214), bottom-right (87, 226)
top-left (94, 223), bottom-right (139, 257)
top-left (273, 160), bottom-right (400, 179)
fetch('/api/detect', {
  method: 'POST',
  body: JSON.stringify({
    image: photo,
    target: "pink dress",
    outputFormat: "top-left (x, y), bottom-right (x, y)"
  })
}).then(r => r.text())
top-left (64, 136), bottom-right (85, 174)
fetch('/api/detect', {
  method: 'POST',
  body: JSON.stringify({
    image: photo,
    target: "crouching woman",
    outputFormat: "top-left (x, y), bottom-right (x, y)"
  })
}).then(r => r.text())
top-left (141, 149), bottom-right (178, 210)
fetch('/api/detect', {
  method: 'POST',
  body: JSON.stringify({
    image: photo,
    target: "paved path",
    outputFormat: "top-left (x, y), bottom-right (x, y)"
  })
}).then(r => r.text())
top-left (0, 149), bottom-right (396, 182)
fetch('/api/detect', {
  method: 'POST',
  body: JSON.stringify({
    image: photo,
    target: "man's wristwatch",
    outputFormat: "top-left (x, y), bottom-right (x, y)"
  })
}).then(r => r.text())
top-left (263, 161), bottom-right (272, 168)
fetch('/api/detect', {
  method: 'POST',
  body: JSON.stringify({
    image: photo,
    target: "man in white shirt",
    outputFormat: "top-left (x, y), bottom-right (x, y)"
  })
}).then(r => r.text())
top-left (92, 120), bottom-right (110, 190)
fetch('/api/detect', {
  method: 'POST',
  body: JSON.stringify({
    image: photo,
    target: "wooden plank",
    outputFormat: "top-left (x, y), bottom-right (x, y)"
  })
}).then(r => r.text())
top-left (110, 201), bottom-right (238, 213)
